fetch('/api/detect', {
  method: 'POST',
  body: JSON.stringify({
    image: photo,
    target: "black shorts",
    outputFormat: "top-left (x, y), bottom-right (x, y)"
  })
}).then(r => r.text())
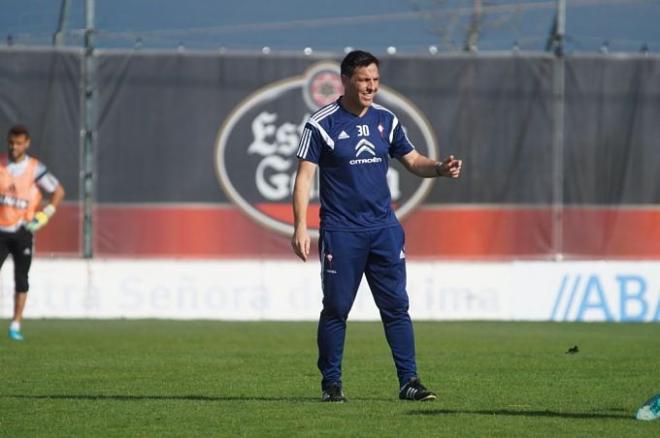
top-left (0, 227), bottom-right (34, 292)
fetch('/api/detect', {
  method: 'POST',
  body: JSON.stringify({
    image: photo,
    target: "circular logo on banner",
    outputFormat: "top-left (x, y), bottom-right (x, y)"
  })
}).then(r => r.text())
top-left (303, 63), bottom-right (344, 110)
top-left (215, 61), bottom-right (437, 239)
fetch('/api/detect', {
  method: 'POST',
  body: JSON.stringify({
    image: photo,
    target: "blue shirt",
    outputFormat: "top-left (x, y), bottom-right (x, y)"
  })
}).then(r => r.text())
top-left (296, 99), bottom-right (415, 231)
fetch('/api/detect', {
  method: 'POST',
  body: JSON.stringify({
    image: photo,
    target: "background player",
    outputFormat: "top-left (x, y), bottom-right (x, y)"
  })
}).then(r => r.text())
top-left (291, 50), bottom-right (462, 402)
top-left (1, 124), bottom-right (65, 341)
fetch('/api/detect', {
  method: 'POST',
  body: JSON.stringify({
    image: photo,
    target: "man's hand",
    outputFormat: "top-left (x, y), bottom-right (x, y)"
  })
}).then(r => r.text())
top-left (25, 211), bottom-right (49, 232)
top-left (25, 204), bottom-right (56, 233)
top-left (291, 227), bottom-right (311, 262)
top-left (435, 155), bottom-right (463, 178)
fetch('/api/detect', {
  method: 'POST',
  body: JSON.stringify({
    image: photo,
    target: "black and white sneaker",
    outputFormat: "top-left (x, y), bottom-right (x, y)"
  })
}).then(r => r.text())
top-left (322, 382), bottom-right (347, 402)
top-left (399, 377), bottom-right (437, 401)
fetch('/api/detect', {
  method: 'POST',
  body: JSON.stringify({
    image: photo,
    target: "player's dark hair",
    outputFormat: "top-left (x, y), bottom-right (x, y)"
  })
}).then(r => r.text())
top-left (340, 50), bottom-right (380, 78)
top-left (8, 124), bottom-right (30, 139)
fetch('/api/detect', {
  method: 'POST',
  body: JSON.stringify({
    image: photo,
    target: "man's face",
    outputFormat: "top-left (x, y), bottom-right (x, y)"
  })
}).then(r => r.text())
top-left (8, 134), bottom-right (30, 162)
top-left (342, 63), bottom-right (380, 109)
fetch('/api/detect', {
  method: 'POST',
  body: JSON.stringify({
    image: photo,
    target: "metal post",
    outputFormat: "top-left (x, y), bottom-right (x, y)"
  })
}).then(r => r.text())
top-left (81, 0), bottom-right (96, 258)
top-left (551, 0), bottom-right (565, 260)
top-left (464, 0), bottom-right (482, 52)
top-left (53, 0), bottom-right (71, 47)
top-left (555, 0), bottom-right (565, 56)
top-left (545, 0), bottom-right (565, 56)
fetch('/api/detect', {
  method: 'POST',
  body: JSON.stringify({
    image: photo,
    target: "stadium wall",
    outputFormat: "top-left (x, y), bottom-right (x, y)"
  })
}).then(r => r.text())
top-left (0, 259), bottom-right (657, 322)
top-left (2, 49), bottom-right (660, 261)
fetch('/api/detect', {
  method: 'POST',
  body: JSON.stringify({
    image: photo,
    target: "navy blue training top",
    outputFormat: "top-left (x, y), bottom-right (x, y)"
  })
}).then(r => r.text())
top-left (296, 99), bottom-right (415, 231)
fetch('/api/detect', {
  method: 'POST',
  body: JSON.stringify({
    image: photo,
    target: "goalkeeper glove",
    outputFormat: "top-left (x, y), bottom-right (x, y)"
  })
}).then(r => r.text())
top-left (25, 204), bottom-right (56, 233)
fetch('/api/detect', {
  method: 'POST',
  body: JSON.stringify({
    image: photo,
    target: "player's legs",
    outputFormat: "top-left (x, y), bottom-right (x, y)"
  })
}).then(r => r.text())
top-left (7, 228), bottom-right (33, 340)
top-left (317, 229), bottom-right (368, 391)
top-left (364, 224), bottom-right (417, 387)
top-left (0, 231), bottom-right (13, 334)
top-left (13, 292), bottom-right (28, 321)
top-left (0, 230), bottom-right (11, 268)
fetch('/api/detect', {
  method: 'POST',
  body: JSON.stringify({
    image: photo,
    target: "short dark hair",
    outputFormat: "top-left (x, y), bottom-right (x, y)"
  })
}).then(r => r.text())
top-left (8, 124), bottom-right (30, 139)
top-left (340, 50), bottom-right (380, 78)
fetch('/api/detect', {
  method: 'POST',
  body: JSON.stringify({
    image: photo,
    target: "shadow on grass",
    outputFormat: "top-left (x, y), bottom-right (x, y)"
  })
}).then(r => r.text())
top-left (408, 408), bottom-right (632, 421)
top-left (4, 394), bottom-right (399, 403)
top-left (3, 394), bottom-right (320, 403)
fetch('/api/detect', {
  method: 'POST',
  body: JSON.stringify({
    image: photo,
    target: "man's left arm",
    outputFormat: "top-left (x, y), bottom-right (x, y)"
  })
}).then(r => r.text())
top-left (27, 169), bottom-right (65, 232)
top-left (44, 183), bottom-right (65, 210)
top-left (398, 149), bottom-right (463, 179)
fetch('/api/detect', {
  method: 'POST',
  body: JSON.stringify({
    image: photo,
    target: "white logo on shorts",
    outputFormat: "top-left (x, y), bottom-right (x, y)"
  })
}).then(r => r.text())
top-left (325, 253), bottom-right (337, 274)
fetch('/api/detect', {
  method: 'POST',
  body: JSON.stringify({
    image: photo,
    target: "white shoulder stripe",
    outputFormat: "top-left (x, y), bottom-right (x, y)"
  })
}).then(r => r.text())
top-left (372, 103), bottom-right (395, 116)
top-left (308, 119), bottom-right (335, 150)
top-left (389, 116), bottom-right (399, 144)
top-left (297, 127), bottom-right (312, 158)
top-left (311, 103), bottom-right (339, 122)
top-left (300, 103), bottom-right (339, 153)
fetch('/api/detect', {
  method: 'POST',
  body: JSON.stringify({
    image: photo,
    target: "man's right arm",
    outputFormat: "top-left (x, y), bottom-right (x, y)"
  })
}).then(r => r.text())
top-left (291, 159), bottom-right (317, 262)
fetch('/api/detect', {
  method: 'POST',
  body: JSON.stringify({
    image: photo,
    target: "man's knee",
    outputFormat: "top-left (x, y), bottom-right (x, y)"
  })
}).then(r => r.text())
top-left (15, 277), bottom-right (29, 293)
top-left (320, 302), bottom-right (352, 321)
top-left (379, 304), bottom-right (410, 323)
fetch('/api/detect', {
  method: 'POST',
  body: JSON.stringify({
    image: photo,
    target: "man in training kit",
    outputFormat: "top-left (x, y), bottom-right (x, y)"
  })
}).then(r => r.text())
top-left (1, 125), bottom-right (65, 341)
top-left (291, 50), bottom-right (462, 402)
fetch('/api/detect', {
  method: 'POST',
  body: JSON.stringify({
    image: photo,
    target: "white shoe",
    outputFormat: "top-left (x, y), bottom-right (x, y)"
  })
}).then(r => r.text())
top-left (636, 394), bottom-right (660, 421)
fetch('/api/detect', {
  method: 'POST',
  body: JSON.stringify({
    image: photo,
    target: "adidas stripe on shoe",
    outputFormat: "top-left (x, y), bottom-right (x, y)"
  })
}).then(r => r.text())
top-left (399, 377), bottom-right (437, 401)
top-left (322, 382), bottom-right (347, 403)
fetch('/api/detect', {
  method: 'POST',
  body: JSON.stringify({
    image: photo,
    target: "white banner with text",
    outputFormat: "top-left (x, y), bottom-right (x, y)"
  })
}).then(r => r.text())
top-left (0, 260), bottom-right (658, 322)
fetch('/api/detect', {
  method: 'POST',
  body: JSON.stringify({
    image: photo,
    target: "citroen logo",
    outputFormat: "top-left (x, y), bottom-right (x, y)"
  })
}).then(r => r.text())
top-left (355, 139), bottom-right (376, 157)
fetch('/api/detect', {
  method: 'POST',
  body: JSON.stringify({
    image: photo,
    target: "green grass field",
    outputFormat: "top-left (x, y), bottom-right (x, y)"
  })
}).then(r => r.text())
top-left (0, 320), bottom-right (658, 436)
